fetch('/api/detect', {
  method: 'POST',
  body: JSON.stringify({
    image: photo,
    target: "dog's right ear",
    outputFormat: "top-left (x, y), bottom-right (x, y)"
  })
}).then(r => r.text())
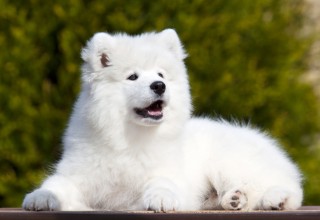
top-left (81, 32), bottom-right (115, 72)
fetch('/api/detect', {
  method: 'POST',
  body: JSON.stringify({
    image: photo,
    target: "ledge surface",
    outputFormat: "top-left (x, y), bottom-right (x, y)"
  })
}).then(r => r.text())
top-left (0, 207), bottom-right (320, 220)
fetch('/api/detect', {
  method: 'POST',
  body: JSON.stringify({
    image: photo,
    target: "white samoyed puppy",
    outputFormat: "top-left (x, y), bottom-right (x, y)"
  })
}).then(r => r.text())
top-left (23, 29), bottom-right (303, 212)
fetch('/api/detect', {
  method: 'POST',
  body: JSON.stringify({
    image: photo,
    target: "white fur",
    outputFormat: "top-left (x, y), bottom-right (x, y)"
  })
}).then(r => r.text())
top-left (23, 29), bottom-right (302, 212)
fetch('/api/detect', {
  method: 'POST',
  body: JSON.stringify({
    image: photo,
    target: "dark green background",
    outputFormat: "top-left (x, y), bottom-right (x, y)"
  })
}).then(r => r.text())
top-left (1, 0), bottom-right (319, 207)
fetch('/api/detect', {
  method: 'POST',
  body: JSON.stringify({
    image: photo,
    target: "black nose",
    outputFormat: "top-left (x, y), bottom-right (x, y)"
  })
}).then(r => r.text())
top-left (150, 81), bottom-right (166, 96)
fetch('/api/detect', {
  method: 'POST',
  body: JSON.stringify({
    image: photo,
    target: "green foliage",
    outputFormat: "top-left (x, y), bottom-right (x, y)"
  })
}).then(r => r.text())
top-left (0, 0), bottom-right (319, 207)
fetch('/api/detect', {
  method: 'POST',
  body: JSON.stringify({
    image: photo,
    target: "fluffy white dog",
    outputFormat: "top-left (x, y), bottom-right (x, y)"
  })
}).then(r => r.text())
top-left (23, 29), bottom-right (303, 212)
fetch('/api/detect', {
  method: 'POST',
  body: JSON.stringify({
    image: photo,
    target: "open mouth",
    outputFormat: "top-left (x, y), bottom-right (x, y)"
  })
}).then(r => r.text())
top-left (134, 100), bottom-right (164, 120)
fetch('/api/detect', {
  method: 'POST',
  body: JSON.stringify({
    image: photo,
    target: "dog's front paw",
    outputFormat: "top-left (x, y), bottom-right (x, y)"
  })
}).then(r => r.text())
top-left (221, 189), bottom-right (248, 210)
top-left (143, 187), bottom-right (180, 212)
top-left (22, 189), bottom-right (60, 211)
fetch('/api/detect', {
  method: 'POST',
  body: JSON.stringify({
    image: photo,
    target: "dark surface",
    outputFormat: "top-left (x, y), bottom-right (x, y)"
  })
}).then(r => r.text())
top-left (0, 207), bottom-right (320, 220)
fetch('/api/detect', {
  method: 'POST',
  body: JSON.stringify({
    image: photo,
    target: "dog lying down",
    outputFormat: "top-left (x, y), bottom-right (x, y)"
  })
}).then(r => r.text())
top-left (23, 29), bottom-right (302, 212)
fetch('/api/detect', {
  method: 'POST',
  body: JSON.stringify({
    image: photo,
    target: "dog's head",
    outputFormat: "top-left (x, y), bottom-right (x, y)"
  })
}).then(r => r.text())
top-left (80, 29), bottom-right (192, 129)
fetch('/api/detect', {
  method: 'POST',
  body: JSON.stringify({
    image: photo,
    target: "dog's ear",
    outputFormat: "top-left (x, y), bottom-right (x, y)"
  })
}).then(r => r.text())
top-left (81, 32), bottom-right (115, 71)
top-left (158, 29), bottom-right (187, 60)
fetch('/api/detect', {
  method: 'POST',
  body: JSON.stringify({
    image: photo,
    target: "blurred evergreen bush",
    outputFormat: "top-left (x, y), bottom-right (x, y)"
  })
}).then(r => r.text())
top-left (0, 0), bottom-right (319, 206)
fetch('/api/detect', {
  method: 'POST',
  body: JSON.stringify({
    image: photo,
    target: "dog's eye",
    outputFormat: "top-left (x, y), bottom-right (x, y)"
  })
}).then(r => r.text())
top-left (127, 73), bottom-right (138, 81)
top-left (158, 73), bottom-right (164, 78)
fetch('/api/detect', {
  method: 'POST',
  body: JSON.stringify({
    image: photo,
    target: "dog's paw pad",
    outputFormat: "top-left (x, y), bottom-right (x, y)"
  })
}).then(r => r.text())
top-left (270, 202), bottom-right (285, 210)
top-left (22, 189), bottom-right (60, 211)
top-left (221, 190), bottom-right (247, 210)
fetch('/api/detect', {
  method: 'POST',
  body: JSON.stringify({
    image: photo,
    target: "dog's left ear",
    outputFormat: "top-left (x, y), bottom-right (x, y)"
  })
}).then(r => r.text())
top-left (158, 29), bottom-right (187, 60)
top-left (81, 32), bottom-right (116, 72)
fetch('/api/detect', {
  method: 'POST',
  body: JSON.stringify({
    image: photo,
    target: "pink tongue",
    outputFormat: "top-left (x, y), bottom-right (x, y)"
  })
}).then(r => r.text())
top-left (147, 110), bottom-right (162, 116)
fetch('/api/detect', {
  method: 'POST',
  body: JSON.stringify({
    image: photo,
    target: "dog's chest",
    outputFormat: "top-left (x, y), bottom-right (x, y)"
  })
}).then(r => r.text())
top-left (78, 152), bottom-right (147, 210)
